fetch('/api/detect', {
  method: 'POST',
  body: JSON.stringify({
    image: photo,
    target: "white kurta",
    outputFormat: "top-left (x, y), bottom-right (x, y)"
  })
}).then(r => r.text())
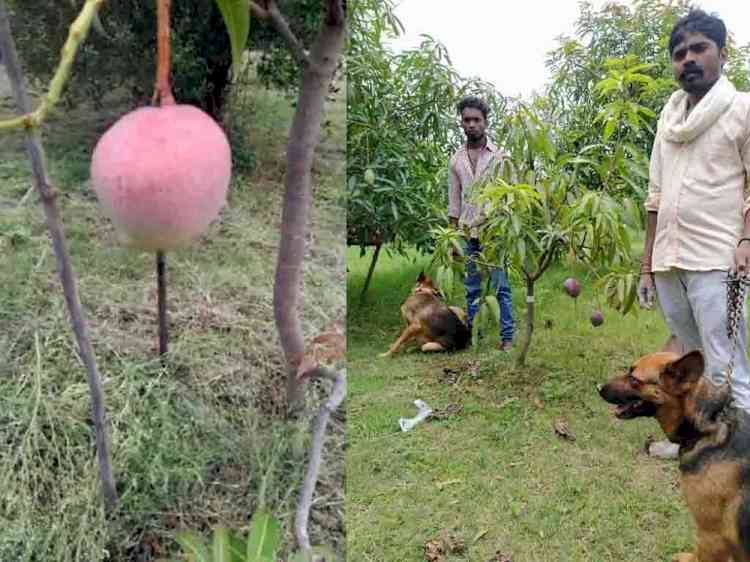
top-left (645, 76), bottom-right (750, 272)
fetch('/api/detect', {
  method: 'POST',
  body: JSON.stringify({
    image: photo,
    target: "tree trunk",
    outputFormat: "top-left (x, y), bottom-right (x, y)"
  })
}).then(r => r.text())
top-left (359, 243), bottom-right (382, 304)
top-left (273, 1), bottom-right (346, 416)
top-left (517, 278), bottom-right (534, 367)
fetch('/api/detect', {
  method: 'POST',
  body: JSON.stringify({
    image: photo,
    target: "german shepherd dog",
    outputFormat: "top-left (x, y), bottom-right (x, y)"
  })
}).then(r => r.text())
top-left (379, 272), bottom-right (470, 358)
top-left (599, 350), bottom-right (750, 562)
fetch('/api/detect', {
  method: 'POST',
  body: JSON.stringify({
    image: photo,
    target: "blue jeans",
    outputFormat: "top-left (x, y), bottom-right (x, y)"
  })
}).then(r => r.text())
top-left (465, 238), bottom-right (514, 343)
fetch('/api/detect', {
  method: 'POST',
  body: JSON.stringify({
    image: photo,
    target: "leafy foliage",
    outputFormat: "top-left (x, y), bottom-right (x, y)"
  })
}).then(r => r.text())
top-left (6, 1), bottom-right (323, 113)
top-left (544, 0), bottom-right (750, 201)
top-left (8, 1), bottom-right (232, 115)
top-left (347, 0), bottom-right (506, 253)
top-left (165, 510), bottom-right (333, 562)
top-left (252, 0), bottom-right (323, 92)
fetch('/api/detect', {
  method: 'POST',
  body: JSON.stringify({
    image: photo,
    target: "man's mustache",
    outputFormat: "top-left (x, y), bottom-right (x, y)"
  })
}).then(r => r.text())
top-left (681, 64), bottom-right (703, 79)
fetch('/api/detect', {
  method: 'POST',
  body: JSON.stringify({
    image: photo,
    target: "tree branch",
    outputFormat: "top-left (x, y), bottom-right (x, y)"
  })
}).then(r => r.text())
top-left (294, 367), bottom-right (346, 556)
top-left (0, 0), bottom-right (105, 131)
top-left (0, 0), bottom-right (118, 512)
top-left (249, 0), bottom-right (309, 66)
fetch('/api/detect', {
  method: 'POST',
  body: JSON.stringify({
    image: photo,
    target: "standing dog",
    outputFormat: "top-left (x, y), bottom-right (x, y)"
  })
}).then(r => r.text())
top-left (599, 350), bottom-right (750, 562)
top-left (379, 272), bottom-right (470, 358)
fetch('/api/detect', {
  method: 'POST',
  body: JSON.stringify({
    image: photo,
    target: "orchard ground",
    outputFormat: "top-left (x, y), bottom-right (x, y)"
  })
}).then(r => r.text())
top-left (346, 247), bottom-right (695, 562)
top-left (0, 65), bottom-right (345, 559)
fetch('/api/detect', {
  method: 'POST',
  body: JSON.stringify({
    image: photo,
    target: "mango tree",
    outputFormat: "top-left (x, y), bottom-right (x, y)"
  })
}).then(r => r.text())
top-left (433, 104), bottom-right (633, 366)
top-left (348, 0), bottom-right (505, 300)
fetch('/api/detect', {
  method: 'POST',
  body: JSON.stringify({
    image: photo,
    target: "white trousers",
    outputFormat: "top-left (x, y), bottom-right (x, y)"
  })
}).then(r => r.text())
top-left (654, 269), bottom-right (750, 411)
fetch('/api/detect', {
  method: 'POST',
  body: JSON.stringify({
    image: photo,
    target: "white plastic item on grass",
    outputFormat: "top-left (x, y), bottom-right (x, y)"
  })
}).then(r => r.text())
top-left (399, 399), bottom-right (433, 432)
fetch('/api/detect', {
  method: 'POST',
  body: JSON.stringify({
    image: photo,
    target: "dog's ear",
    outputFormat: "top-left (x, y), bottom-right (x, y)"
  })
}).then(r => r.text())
top-left (416, 271), bottom-right (426, 282)
top-left (660, 350), bottom-right (705, 395)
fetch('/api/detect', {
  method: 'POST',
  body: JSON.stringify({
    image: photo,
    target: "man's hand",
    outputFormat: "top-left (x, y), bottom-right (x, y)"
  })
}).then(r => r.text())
top-left (638, 272), bottom-right (656, 309)
top-left (736, 239), bottom-right (750, 276)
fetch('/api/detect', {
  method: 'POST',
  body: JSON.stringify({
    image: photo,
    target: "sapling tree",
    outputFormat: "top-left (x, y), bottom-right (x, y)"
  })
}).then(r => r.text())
top-left (433, 104), bottom-right (633, 366)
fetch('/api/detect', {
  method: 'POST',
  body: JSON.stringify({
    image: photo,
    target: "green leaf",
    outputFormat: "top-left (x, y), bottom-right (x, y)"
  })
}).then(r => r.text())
top-left (603, 119), bottom-right (617, 142)
top-left (215, 0), bottom-right (251, 74)
top-left (471, 312), bottom-right (481, 348)
top-left (622, 273), bottom-right (637, 315)
top-left (485, 295), bottom-right (501, 324)
top-left (517, 238), bottom-right (526, 265)
top-left (436, 265), bottom-right (454, 299)
top-left (246, 511), bottom-right (281, 562)
top-left (175, 531), bottom-right (209, 562)
top-left (479, 301), bottom-right (490, 331)
top-left (212, 528), bottom-right (233, 562)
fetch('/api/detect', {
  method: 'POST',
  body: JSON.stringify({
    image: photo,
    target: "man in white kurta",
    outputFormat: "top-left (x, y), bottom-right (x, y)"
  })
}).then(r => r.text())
top-left (639, 9), bottom-right (750, 441)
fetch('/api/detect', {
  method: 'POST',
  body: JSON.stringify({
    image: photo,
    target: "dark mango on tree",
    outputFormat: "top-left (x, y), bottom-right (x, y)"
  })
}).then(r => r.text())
top-left (563, 277), bottom-right (581, 298)
top-left (590, 310), bottom-right (604, 327)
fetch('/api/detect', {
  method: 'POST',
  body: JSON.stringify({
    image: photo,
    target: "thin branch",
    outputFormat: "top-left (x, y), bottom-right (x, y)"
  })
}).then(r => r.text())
top-left (249, 0), bottom-right (309, 66)
top-left (294, 367), bottom-right (346, 555)
top-left (0, 0), bottom-right (105, 131)
top-left (0, 0), bottom-right (118, 512)
top-left (152, 0), bottom-right (175, 106)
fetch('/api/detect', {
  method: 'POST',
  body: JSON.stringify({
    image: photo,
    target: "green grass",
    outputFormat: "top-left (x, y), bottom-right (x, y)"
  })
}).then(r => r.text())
top-left (346, 247), bottom-right (693, 562)
top-left (0, 70), bottom-right (345, 560)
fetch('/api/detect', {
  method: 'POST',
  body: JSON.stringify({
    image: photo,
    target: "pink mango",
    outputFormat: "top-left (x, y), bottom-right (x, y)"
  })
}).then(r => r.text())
top-left (91, 104), bottom-right (231, 251)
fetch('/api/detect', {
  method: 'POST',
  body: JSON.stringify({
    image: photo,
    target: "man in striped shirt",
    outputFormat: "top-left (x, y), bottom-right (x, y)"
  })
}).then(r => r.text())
top-left (448, 96), bottom-right (514, 350)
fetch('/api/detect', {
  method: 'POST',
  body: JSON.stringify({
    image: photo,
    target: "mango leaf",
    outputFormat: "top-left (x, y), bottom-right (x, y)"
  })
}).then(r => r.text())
top-left (246, 511), bottom-right (281, 562)
top-left (603, 118), bottom-right (617, 142)
top-left (485, 295), bottom-right (501, 325)
top-left (617, 277), bottom-right (626, 310)
top-left (622, 273), bottom-right (637, 315)
top-left (215, 0), bottom-right (250, 74)
top-left (436, 265), bottom-right (454, 300)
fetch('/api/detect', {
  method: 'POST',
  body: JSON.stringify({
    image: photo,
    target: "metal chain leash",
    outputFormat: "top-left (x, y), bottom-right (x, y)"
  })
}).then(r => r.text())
top-left (723, 269), bottom-right (750, 389)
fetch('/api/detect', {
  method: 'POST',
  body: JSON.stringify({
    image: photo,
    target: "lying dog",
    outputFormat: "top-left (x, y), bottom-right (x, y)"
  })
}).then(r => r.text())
top-left (379, 272), bottom-right (470, 358)
top-left (599, 350), bottom-right (750, 562)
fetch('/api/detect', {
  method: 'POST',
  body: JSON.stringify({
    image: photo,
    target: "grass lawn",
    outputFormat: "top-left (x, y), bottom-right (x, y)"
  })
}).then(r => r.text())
top-left (346, 247), bottom-right (694, 562)
top-left (0, 67), bottom-right (345, 560)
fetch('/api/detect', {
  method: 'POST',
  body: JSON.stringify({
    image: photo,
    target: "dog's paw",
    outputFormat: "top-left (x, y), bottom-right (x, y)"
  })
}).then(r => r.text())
top-left (671, 553), bottom-right (696, 562)
top-left (378, 351), bottom-right (392, 359)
